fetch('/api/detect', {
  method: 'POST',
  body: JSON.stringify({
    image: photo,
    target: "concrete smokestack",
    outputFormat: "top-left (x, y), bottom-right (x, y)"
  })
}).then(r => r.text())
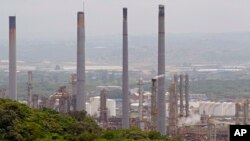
top-left (122, 8), bottom-right (129, 129)
top-left (157, 5), bottom-right (166, 135)
top-left (9, 16), bottom-right (17, 100)
top-left (76, 12), bottom-right (86, 111)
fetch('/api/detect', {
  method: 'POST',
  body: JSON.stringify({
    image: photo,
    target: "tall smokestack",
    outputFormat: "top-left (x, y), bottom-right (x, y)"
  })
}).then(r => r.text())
top-left (76, 12), bottom-right (86, 111)
top-left (157, 5), bottom-right (166, 135)
top-left (9, 16), bottom-right (17, 100)
top-left (122, 8), bottom-right (129, 129)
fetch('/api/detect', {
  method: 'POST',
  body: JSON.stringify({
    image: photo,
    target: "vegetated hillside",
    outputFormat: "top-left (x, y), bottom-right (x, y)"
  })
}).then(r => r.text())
top-left (1, 32), bottom-right (250, 67)
top-left (0, 99), bottom-right (180, 141)
top-left (0, 98), bottom-right (100, 141)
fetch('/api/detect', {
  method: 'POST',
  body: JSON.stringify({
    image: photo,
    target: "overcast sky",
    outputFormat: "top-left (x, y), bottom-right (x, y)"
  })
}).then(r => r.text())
top-left (1, 0), bottom-right (250, 39)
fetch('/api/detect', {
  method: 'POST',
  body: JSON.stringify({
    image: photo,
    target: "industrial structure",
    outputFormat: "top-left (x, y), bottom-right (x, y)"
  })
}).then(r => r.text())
top-left (157, 5), bottom-right (166, 135)
top-left (179, 74), bottom-right (184, 117)
top-left (9, 16), bottom-right (17, 100)
top-left (122, 7), bottom-right (129, 129)
top-left (99, 89), bottom-right (108, 128)
top-left (235, 100), bottom-right (249, 125)
top-left (3, 3), bottom-right (250, 140)
top-left (138, 78), bottom-right (144, 130)
top-left (185, 74), bottom-right (190, 117)
top-left (76, 11), bottom-right (86, 111)
top-left (168, 80), bottom-right (178, 137)
top-left (151, 78), bottom-right (158, 131)
top-left (27, 71), bottom-right (33, 107)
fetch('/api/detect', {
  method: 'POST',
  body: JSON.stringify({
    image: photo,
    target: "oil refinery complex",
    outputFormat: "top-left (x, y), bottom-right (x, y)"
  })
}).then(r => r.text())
top-left (1, 4), bottom-right (249, 141)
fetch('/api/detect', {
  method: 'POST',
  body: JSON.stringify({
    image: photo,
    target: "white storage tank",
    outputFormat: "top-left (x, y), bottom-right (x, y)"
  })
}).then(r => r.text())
top-left (198, 101), bottom-right (236, 116)
top-left (213, 103), bottom-right (223, 116)
top-left (224, 102), bottom-right (235, 116)
top-left (86, 96), bottom-right (116, 117)
top-left (199, 101), bottom-right (206, 115)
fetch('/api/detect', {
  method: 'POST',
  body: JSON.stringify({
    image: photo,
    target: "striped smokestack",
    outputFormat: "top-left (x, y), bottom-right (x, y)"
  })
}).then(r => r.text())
top-left (157, 5), bottom-right (166, 135)
top-left (9, 16), bottom-right (17, 100)
top-left (76, 12), bottom-right (86, 111)
top-left (122, 7), bottom-right (129, 129)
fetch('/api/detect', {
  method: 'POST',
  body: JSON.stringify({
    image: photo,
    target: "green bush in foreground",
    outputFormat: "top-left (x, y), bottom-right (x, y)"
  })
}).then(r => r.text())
top-left (0, 99), bottom-right (181, 141)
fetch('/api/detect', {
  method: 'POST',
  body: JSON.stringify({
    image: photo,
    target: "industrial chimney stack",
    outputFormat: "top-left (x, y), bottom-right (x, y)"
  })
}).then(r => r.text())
top-left (122, 8), bottom-right (129, 129)
top-left (76, 12), bottom-right (86, 111)
top-left (157, 5), bottom-right (166, 135)
top-left (9, 16), bottom-right (17, 100)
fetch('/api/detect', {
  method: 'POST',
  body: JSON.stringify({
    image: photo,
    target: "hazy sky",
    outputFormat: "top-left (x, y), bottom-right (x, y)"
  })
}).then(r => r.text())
top-left (1, 0), bottom-right (250, 39)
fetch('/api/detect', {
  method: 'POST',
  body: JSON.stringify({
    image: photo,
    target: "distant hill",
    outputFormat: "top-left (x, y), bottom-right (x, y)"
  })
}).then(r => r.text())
top-left (1, 32), bottom-right (250, 67)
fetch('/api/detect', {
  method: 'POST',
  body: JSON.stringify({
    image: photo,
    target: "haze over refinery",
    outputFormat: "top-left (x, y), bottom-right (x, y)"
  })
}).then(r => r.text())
top-left (1, 0), bottom-right (250, 141)
top-left (1, 0), bottom-right (250, 39)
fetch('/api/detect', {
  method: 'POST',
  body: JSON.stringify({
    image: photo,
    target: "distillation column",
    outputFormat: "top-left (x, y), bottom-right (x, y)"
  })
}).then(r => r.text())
top-left (168, 80), bottom-right (178, 137)
top-left (185, 74), bottom-right (189, 117)
top-left (100, 89), bottom-right (108, 128)
top-left (151, 78), bottom-right (158, 130)
top-left (138, 78), bottom-right (144, 130)
top-left (179, 74), bottom-right (184, 117)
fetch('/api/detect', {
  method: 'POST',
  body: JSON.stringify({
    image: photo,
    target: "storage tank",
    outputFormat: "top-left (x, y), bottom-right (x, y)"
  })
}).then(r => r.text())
top-left (213, 103), bottom-right (223, 116)
top-left (204, 102), bottom-right (211, 115)
top-left (107, 99), bottom-right (116, 116)
top-left (199, 101), bottom-right (206, 114)
top-left (224, 102), bottom-right (235, 116)
top-left (87, 96), bottom-right (116, 117)
top-left (86, 102), bottom-right (91, 114)
top-left (208, 102), bottom-right (216, 115)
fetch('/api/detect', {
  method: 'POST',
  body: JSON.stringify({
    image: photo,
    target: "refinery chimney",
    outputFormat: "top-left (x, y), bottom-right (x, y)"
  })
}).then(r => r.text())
top-left (9, 16), bottom-right (17, 100)
top-left (122, 8), bottom-right (129, 129)
top-left (76, 12), bottom-right (86, 111)
top-left (157, 5), bottom-right (166, 135)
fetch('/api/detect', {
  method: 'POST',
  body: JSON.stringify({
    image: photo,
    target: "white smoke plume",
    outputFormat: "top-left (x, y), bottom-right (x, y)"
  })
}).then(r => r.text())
top-left (153, 74), bottom-right (166, 79)
top-left (178, 113), bottom-right (201, 126)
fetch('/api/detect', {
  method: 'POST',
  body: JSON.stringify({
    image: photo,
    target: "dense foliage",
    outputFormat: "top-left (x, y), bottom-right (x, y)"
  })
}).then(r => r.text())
top-left (0, 99), bottom-right (180, 141)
